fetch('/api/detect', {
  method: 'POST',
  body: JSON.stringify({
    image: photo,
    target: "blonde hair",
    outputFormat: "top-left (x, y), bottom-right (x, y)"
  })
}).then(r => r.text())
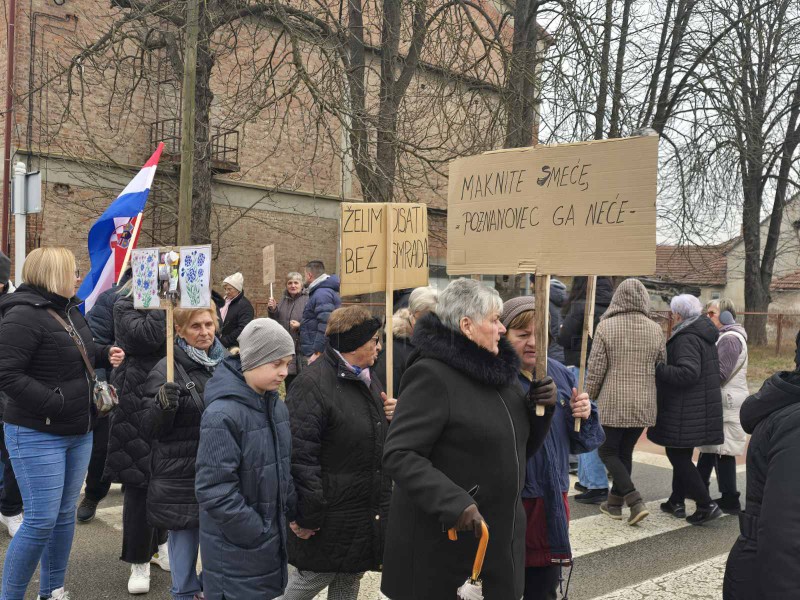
top-left (22, 247), bottom-right (76, 297)
top-left (173, 308), bottom-right (219, 334)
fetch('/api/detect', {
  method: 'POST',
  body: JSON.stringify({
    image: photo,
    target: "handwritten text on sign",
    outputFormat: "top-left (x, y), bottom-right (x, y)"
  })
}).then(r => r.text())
top-left (446, 136), bottom-right (658, 276)
top-left (340, 202), bottom-right (429, 296)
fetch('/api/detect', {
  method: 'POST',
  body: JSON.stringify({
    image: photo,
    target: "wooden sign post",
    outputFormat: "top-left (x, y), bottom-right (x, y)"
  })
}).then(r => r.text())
top-left (575, 276), bottom-right (597, 431)
top-left (339, 202), bottom-right (429, 398)
top-left (263, 244), bottom-right (276, 300)
top-left (533, 274), bottom-right (550, 416)
top-left (131, 245), bottom-right (212, 383)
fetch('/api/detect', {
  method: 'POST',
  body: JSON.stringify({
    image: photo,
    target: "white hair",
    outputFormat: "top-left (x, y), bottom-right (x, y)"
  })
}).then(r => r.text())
top-left (287, 272), bottom-right (303, 282)
top-left (408, 286), bottom-right (438, 316)
top-left (437, 278), bottom-right (503, 331)
top-left (670, 294), bottom-right (703, 319)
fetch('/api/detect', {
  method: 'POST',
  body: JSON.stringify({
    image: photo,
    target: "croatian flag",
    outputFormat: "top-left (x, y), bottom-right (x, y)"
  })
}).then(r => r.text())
top-left (78, 143), bottom-right (164, 312)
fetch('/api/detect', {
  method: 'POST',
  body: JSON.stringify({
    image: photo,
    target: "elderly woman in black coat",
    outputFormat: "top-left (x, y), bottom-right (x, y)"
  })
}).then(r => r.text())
top-left (105, 287), bottom-right (169, 594)
top-left (141, 307), bottom-right (226, 600)
top-left (651, 294), bottom-right (724, 525)
top-left (281, 306), bottom-right (394, 600)
top-left (381, 278), bottom-right (556, 600)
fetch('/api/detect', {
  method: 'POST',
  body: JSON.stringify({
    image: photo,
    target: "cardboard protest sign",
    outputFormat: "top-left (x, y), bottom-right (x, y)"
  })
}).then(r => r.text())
top-left (446, 136), bottom-right (658, 276)
top-left (340, 202), bottom-right (429, 297)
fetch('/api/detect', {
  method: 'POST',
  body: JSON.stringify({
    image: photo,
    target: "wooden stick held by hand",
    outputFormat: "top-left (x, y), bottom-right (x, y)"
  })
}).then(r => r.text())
top-left (533, 275), bottom-right (550, 417)
top-left (575, 276), bottom-right (597, 432)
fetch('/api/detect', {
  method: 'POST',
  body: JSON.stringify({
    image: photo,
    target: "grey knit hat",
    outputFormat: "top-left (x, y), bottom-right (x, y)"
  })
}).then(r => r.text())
top-left (501, 296), bottom-right (535, 329)
top-left (238, 318), bottom-right (295, 372)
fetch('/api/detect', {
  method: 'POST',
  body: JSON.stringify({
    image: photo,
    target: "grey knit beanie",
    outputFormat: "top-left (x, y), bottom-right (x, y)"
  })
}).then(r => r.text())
top-left (501, 296), bottom-right (535, 329)
top-left (238, 318), bottom-right (296, 371)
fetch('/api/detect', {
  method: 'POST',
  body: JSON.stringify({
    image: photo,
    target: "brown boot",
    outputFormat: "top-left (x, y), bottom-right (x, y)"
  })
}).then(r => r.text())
top-left (624, 490), bottom-right (649, 525)
top-left (600, 493), bottom-right (624, 520)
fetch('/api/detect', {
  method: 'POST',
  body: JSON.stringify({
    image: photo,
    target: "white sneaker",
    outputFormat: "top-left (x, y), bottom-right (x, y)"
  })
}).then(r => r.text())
top-left (39, 588), bottom-right (70, 600)
top-left (150, 542), bottom-right (170, 572)
top-left (0, 512), bottom-right (23, 537)
top-left (128, 563), bottom-right (150, 594)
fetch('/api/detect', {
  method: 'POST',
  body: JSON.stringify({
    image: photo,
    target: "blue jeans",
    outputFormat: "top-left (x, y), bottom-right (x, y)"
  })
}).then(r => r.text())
top-left (1, 424), bottom-right (92, 600)
top-left (169, 528), bottom-right (202, 600)
top-left (578, 449), bottom-right (609, 490)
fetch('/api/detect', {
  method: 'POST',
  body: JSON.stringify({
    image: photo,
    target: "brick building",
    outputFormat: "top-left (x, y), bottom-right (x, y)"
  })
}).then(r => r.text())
top-left (1, 0), bottom-right (547, 307)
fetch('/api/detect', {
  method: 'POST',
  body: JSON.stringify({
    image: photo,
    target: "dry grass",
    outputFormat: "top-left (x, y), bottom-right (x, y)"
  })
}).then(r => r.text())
top-left (747, 344), bottom-right (797, 392)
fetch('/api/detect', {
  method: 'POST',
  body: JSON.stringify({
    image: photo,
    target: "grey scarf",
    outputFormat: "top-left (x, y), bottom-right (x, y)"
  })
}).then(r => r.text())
top-left (177, 336), bottom-right (226, 370)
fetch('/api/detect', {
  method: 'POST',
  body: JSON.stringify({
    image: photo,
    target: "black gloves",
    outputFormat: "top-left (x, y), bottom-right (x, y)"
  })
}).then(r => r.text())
top-left (527, 376), bottom-right (557, 412)
top-left (156, 382), bottom-right (181, 410)
top-left (454, 504), bottom-right (486, 538)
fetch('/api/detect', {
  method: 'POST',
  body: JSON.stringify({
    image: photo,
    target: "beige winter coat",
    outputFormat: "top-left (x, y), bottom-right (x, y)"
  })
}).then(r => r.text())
top-left (585, 279), bottom-right (667, 427)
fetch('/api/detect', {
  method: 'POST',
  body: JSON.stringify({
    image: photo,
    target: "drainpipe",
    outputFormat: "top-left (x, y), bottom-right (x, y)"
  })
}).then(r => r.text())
top-left (2, 0), bottom-right (18, 253)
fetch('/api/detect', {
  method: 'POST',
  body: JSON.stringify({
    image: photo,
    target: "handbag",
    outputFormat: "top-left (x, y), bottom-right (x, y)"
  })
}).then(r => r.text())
top-left (47, 308), bottom-right (119, 415)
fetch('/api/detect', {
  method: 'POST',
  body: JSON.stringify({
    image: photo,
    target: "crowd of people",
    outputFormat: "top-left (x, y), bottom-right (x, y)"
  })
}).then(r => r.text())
top-left (0, 246), bottom-right (798, 600)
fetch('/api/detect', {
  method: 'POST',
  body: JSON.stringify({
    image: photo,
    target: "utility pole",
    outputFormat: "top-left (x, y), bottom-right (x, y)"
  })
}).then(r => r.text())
top-left (177, 0), bottom-right (200, 246)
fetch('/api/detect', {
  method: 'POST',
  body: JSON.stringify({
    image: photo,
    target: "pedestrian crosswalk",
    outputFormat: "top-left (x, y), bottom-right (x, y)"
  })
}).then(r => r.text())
top-left (83, 451), bottom-right (742, 600)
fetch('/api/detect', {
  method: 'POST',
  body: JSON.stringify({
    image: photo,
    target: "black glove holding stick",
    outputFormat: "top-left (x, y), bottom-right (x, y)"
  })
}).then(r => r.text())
top-left (527, 376), bottom-right (557, 414)
top-left (156, 382), bottom-right (181, 411)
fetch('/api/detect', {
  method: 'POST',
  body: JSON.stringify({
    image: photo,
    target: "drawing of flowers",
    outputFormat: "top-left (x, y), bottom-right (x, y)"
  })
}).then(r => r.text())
top-left (133, 253), bottom-right (156, 308)
top-left (180, 250), bottom-right (204, 306)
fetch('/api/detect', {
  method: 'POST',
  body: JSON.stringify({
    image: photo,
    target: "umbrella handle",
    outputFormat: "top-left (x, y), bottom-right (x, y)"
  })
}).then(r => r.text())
top-left (447, 521), bottom-right (490, 582)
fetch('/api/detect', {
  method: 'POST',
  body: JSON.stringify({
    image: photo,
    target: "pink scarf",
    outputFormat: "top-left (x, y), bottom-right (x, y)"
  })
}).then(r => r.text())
top-left (220, 297), bottom-right (234, 322)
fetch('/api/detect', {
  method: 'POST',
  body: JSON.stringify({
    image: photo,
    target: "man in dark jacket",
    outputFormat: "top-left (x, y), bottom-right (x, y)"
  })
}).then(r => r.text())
top-left (723, 370), bottom-right (800, 600)
top-left (196, 319), bottom-right (297, 600)
top-left (651, 294), bottom-right (724, 525)
top-left (547, 277), bottom-right (567, 364)
top-left (217, 272), bottom-right (254, 349)
top-left (557, 276), bottom-right (613, 367)
top-left (299, 261), bottom-right (341, 363)
top-left (76, 268), bottom-right (132, 523)
top-left (0, 250), bottom-right (23, 538)
top-left (283, 306), bottom-right (393, 599)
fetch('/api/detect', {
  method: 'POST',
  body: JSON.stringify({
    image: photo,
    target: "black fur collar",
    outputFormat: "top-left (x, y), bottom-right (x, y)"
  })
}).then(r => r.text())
top-left (410, 312), bottom-right (520, 387)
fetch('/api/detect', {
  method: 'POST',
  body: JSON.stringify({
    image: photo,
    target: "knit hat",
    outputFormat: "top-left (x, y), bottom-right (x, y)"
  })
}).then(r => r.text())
top-left (238, 318), bottom-right (295, 372)
top-left (328, 317), bottom-right (383, 353)
top-left (501, 296), bottom-right (535, 329)
top-left (0, 251), bottom-right (10, 284)
top-left (223, 272), bottom-right (244, 292)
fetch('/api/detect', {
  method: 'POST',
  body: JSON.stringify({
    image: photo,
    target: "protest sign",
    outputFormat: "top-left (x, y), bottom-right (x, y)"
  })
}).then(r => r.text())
top-left (130, 245), bottom-right (213, 381)
top-left (446, 136), bottom-right (658, 276)
top-left (339, 202), bottom-right (429, 297)
top-left (262, 244), bottom-right (276, 297)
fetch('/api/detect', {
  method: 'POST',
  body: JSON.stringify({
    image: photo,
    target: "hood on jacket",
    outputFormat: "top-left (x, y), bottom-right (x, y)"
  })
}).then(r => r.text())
top-left (595, 277), bottom-right (614, 306)
top-left (205, 355), bottom-right (277, 412)
top-left (671, 314), bottom-right (719, 345)
top-left (740, 370), bottom-right (800, 434)
top-left (602, 278), bottom-right (650, 320)
top-left (309, 274), bottom-right (340, 294)
top-left (409, 312), bottom-right (519, 387)
top-left (719, 322), bottom-right (748, 341)
top-left (0, 283), bottom-right (76, 317)
top-left (549, 279), bottom-right (567, 307)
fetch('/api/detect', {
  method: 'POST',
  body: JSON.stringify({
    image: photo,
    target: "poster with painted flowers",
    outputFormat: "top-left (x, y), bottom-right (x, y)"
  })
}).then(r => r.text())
top-left (179, 245), bottom-right (212, 309)
top-left (132, 248), bottom-right (160, 309)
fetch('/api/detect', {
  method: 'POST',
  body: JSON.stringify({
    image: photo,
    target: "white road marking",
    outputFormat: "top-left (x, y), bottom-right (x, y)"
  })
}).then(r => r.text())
top-left (588, 553), bottom-right (728, 599)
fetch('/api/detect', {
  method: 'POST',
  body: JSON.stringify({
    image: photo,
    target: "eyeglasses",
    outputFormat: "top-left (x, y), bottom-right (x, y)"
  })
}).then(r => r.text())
top-left (74, 269), bottom-right (81, 279)
top-left (370, 336), bottom-right (382, 345)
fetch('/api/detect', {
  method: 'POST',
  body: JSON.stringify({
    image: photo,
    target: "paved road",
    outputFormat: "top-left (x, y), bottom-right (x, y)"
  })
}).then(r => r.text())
top-left (0, 447), bottom-right (743, 599)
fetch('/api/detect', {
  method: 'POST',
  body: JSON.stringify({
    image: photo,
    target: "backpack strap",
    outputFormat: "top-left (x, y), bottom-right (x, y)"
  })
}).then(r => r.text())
top-left (175, 361), bottom-right (205, 414)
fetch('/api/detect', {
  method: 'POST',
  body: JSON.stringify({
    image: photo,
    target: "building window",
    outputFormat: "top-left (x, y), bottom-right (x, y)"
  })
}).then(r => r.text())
top-left (711, 292), bottom-right (721, 300)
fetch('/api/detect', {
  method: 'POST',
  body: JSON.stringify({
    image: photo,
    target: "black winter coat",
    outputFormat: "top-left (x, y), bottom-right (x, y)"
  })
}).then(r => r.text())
top-left (795, 330), bottom-right (799, 369)
top-left (195, 356), bottom-right (297, 600)
top-left (557, 277), bottom-right (613, 366)
top-left (0, 284), bottom-right (109, 436)
top-left (217, 293), bottom-right (254, 349)
top-left (649, 316), bottom-right (723, 448)
top-left (381, 313), bottom-right (554, 600)
top-left (141, 344), bottom-right (215, 531)
top-left (724, 371), bottom-right (800, 600)
top-left (285, 345), bottom-right (391, 573)
top-left (85, 271), bottom-right (130, 382)
top-left (373, 336), bottom-right (415, 396)
top-left (105, 295), bottom-right (167, 487)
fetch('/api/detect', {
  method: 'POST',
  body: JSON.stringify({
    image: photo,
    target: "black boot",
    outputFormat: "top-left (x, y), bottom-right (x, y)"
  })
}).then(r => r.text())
top-left (575, 488), bottom-right (608, 504)
top-left (713, 493), bottom-right (741, 514)
top-left (660, 499), bottom-right (686, 519)
top-left (686, 502), bottom-right (723, 525)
